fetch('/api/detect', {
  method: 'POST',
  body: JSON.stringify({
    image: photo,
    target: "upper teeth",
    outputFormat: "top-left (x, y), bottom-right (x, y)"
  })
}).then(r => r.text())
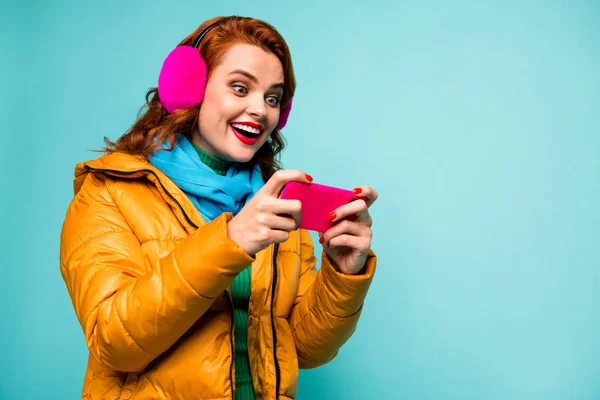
top-left (232, 123), bottom-right (260, 135)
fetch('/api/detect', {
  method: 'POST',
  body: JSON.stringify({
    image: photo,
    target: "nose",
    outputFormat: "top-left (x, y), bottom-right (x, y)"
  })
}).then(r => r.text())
top-left (246, 94), bottom-right (267, 122)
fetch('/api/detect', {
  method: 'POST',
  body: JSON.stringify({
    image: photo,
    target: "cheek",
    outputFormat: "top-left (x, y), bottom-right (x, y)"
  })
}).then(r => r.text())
top-left (200, 100), bottom-right (232, 130)
top-left (197, 104), bottom-right (216, 131)
top-left (215, 92), bottom-right (245, 117)
top-left (202, 86), bottom-right (235, 120)
top-left (267, 107), bottom-right (280, 127)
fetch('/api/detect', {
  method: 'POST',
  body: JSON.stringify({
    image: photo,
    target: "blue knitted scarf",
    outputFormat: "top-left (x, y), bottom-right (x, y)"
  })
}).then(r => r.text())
top-left (148, 134), bottom-right (264, 222)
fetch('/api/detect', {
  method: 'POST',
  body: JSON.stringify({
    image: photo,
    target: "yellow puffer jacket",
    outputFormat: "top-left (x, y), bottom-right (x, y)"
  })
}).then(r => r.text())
top-left (59, 152), bottom-right (376, 400)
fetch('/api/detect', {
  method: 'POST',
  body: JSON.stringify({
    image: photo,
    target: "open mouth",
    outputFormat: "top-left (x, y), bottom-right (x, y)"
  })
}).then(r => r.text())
top-left (229, 124), bottom-right (261, 146)
top-left (230, 123), bottom-right (262, 145)
top-left (230, 123), bottom-right (261, 138)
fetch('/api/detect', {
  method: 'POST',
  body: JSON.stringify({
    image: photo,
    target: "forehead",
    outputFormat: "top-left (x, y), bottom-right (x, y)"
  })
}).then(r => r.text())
top-left (214, 43), bottom-right (284, 83)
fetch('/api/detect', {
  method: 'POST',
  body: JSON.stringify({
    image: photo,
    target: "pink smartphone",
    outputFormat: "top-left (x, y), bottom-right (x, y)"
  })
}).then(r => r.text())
top-left (279, 181), bottom-right (362, 232)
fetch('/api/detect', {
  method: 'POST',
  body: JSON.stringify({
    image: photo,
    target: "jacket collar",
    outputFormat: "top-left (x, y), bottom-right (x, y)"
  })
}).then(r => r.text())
top-left (74, 151), bottom-right (207, 232)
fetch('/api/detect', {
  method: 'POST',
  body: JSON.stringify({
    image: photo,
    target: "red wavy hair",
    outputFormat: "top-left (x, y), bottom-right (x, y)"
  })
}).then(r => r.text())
top-left (102, 15), bottom-right (296, 181)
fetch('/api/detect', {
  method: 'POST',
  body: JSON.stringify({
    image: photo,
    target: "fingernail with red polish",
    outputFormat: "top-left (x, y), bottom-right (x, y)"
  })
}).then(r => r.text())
top-left (328, 212), bottom-right (336, 221)
top-left (305, 174), bottom-right (313, 182)
top-left (319, 236), bottom-right (325, 244)
top-left (353, 188), bottom-right (362, 195)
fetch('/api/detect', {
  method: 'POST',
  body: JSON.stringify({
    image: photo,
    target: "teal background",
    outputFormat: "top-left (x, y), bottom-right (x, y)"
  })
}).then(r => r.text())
top-left (2, 0), bottom-right (600, 399)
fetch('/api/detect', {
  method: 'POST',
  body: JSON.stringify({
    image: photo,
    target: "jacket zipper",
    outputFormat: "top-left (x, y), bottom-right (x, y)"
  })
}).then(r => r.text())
top-left (270, 243), bottom-right (281, 399)
top-left (226, 290), bottom-right (236, 400)
top-left (83, 166), bottom-right (199, 229)
top-left (86, 165), bottom-right (237, 397)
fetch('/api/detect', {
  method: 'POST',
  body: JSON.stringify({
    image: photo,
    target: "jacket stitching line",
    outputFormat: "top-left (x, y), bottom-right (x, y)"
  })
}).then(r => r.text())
top-left (64, 228), bottom-right (125, 265)
top-left (65, 179), bottom-right (135, 265)
top-left (290, 303), bottom-right (363, 363)
top-left (290, 300), bottom-right (353, 335)
top-left (112, 303), bottom-right (155, 357)
top-left (171, 255), bottom-right (216, 300)
top-left (277, 249), bottom-right (299, 255)
top-left (142, 237), bottom-right (183, 243)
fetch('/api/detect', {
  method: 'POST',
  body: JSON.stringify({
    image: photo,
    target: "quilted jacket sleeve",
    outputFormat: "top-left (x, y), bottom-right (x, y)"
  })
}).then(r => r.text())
top-left (287, 229), bottom-right (377, 369)
top-left (59, 174), bottom-right (254, 372)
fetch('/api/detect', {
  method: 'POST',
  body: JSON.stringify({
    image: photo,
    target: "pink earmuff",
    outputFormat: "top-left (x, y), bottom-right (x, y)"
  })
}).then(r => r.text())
top-left (276, 98), bottom-right (292, 130)
top-left (157, 21), bottom-right (292, 130)
top-left (158, 46), bottom-right (208, 114)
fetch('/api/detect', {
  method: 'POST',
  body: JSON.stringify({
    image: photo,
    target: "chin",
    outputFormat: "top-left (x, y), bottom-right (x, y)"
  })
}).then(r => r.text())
top-left (224, 137), bottom-right (267, 164)
top-left (228, 150), bottom-right (257, 164)
top-left (218, 145), bottom-right (256, 163)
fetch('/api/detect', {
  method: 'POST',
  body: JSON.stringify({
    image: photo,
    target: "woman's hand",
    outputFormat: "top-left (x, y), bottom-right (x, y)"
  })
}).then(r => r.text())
top-left (227, 170), bottom-right (313, 256)
top-left (318, 186), bottom-right (378, 275)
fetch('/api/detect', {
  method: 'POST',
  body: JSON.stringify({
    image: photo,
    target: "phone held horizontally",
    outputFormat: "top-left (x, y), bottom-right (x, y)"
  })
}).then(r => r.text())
top-left (279, 181), bottom-right (364, 232)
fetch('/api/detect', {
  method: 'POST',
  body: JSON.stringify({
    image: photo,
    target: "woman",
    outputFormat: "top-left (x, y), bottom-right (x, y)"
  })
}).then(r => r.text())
top-left (60, 15), bottom-right (378, 400)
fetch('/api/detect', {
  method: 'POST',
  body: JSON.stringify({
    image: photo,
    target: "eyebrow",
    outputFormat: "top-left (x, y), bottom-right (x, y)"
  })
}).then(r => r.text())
top-left (228, 69), bottom-right (284, 90)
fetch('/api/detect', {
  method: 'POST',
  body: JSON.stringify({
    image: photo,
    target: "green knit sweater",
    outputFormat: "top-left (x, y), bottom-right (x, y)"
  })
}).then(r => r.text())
top-left (190, 142), bottom-right (255, 400)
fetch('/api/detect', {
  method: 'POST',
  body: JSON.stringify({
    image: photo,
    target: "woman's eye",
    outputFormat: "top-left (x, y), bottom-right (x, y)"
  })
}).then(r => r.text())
top-left (266, 96), bottom-right (280, 106)
top-left (232, 85), bottom-right (247, 94)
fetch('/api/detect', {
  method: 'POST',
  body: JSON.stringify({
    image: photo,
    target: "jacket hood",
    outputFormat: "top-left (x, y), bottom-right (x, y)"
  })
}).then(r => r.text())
top-left (73, 152), bottom-right (153, 195)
